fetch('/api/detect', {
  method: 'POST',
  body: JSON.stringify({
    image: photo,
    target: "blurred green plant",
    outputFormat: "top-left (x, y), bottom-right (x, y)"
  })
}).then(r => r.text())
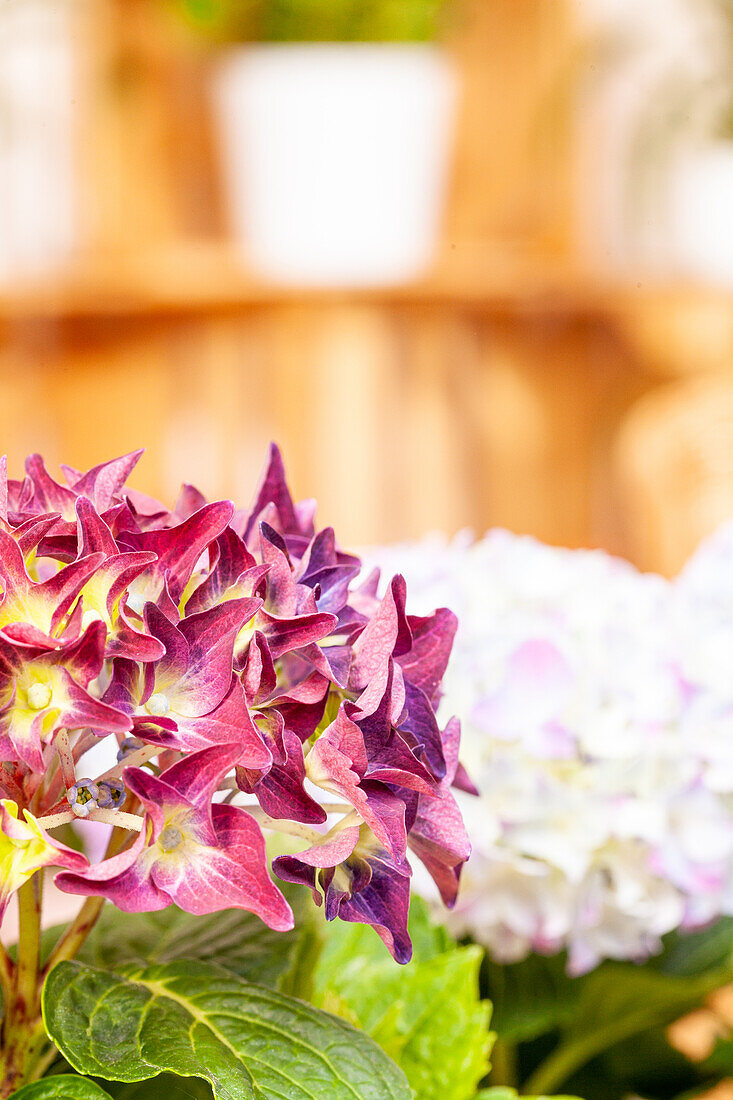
top-left (169, 0), bottom-right (449, 43)
top-left (479, 918), bottom-right (733, 1100)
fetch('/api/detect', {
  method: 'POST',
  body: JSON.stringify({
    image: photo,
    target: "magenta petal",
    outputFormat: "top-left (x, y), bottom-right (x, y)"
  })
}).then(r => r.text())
top-left (60, 670), bottom-right (133, 736)
top-left (0, 527), bottom-right (33, 592)
top-left (75, 497), bottom-right (118, 557)
top-left (350, 576), bottom-right (412, 697)
top-left (25, 454), bottom-right (78, 520)
top-left (143, 604), bottom-right (189, 685)
top-left (153, 803), bottom-right (293, 928)
top-left (143, 600), bottom-right (258, 720)
top-left (186, 527), bottom-right (256, 614)
top-left (409, 788), bottom-right (470, 907)
top-left (0, 455), bottom-right (7, 524)
top-left (129, 743), bottom-right (240, 812)
top-left (103, 554), bottom-right (160, 614)
top-left (15, 514), bottom-right (63, 558)
top-left (103, 657), bottom-right (143, 714)
top-left (267, 672), bottom-right (330, 741)
top-left (56, 826), bottom-right (168, 913)
top-left (150, 679), bottom-right (271, 769)
top-left (296, 528), bottom-right (360, 614)
top-left (173, 483), bottom-right (208, 522)
top-left (396, 680), bottom-right (446, 781)
top-left (65, 450), bottom-right (144, 512)
top-left (179, 600), bottom-right (260, 688)
top-left (251, 728), bottom-right (327, 825)
top-left (242, 443), bottom-right (301, 543)
top-left (241, 631), bottom-right (277, 704)
top-left (271, 825), bottom-right (361, 904)
top-left (256, 609), bottom-right (337, 661)
top-left (398, 607), bottom-right (458, 705)
top-left (308, 709), bottom-right (408, 857)
top-left (6, 472), bottom-right (33, 517)
top-left (164, 600), bottom-right (258, 717)
top-left (108, 610), bottom-right (166, 662)
top-left (287, 826), bottom-right (360, 870)
top-left (299, 642), bottom-right (352, 689)
top-left (408, 719), bottom-right (471, 906)
top-left (258, 525), bottom-right (323, 618)
top-left (123, 500), bottom-right (234, 602)
top-left (356, 687), bottom-right (437, 795)
top-left (44, 554), bottom-right (107, 632)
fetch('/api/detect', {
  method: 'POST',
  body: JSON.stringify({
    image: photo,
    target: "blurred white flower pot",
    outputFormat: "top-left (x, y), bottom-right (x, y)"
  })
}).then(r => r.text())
top-left (213, 44), bottom-right (457, 286)
top-left (671, 144), bottom-right (733, 287)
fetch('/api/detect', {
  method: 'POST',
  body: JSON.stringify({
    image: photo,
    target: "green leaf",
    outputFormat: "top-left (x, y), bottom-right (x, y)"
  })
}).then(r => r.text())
top-left (475, 1089), bottom-right (581, 1100)
top-left (482, 925), bottom-right (733, 1098)
top-left (565, 964), bottom-right (729, 1049)
top-left (311, 899), bottom-right (491, 1100)
top-left (43, 959), bottom-right (412, 1100)
top-left (701, 1036), bottom-right (733, 1076)
top-left (71, 903), bottom-right (306, 990)
top-left (524, 959), bottom-right (733, 1096)
top-left (653, 918), bottom-right (733, 978)
top-left (590, 1026), bottom-right (703, 1100)
top-left (481, 953), bottom-right (576, 1045)
top-left (99, 1075), bottom-right (212, 1099)
top-left (10, 1077), bottom-right (111, 1099)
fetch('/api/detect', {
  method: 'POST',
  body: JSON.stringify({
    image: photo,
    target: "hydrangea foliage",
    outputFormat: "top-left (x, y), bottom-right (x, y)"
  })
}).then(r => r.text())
top-left (369, 528), bottom-right (733, 974)
top-left (0, 447), bottom-right (468, 963)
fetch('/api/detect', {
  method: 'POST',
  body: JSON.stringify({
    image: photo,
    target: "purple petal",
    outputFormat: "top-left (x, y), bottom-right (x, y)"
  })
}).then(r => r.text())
top-left (242, 443), bottom-right (301, 542)
top-left (249, 728), bottom-right (327, 825)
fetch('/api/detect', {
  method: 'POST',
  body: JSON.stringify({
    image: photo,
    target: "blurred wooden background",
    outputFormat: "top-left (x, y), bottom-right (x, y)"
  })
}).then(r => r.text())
top-left (0, 0), bottom-right (731, 574)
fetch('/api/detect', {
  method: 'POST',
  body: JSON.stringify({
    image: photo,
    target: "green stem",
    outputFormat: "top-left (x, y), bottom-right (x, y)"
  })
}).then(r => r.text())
top-left (43, 895), bottom-right (105, 977)
top-left (43, 819), bottom-right (129, 977)
top-left (0, 874), bottom-right (45, 1097)
top-left (1, 835), bottom-right (114, 1094)
top-left (524, 1037), bottom-right (601, 1097)
top-left (0, 942), bottom-right (13, 1007)
top-left (490, 1038), bottom-right (517, 1088)
top-left (16, 874), bottom-right (42, 1014)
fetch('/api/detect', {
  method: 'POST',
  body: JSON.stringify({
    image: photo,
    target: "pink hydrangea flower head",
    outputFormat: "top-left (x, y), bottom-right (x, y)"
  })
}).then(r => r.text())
top-left (0, 446), bottom-right (468, 961)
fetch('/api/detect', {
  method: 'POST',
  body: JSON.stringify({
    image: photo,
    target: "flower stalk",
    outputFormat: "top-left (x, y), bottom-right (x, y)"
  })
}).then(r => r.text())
top-left (1, 875), bottom-right (44, 1096)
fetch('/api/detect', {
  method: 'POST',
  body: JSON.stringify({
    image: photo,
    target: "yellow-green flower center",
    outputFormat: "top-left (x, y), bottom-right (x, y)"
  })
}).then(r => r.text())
top-left (158, 825), bottom-right (183, 852)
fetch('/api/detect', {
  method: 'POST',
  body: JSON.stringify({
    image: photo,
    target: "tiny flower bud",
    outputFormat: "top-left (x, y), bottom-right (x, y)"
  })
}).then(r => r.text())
top-left (116, 737), bottom-right (143, 763)
top-left (68, 779), bottom-right (100, 819)
top-left (96, 779), bottom-right (125, 810)
top-left (146, 693), bottom-right (171, 717)
top-left (27, 683), bottom-right (52, 711)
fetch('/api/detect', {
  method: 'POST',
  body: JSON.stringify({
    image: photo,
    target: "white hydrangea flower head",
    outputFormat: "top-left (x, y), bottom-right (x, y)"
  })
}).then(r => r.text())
top-left (366, 526), bottom-right (733, 974)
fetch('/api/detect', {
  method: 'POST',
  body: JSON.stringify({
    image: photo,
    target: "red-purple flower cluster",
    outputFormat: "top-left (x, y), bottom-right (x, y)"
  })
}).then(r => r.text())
top-left (0, 447), bottom-right (470, 961)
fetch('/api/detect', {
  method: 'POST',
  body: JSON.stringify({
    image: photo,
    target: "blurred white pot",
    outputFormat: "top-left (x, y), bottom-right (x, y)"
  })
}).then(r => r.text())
top-left (213, 43), bottom-right (457, 287)
top-left (671, 143), bottom-right (733, 287)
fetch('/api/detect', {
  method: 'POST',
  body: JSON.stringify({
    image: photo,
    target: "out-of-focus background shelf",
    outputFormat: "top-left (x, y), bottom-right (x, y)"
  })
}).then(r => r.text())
top-left (2, 0), bottom-right (733, 577)
top-left (0, 246), bottom-right (626, 322)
